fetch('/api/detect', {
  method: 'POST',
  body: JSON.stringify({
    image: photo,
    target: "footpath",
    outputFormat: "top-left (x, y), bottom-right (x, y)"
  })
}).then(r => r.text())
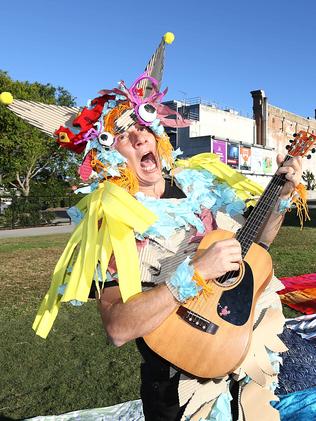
top-left (0, 224), bottom-right (75, 239)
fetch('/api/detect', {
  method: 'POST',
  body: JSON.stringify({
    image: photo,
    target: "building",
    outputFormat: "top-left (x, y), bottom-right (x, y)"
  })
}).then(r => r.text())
top-left (164, 93), bottom-right (316, 188)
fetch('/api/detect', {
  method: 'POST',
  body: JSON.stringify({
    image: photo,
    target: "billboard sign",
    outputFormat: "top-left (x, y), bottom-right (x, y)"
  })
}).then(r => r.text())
top-left (227, 143), bottom-right (239, 169)
top-left (239, 145), bottom-right (251, 172)
top-left (212, 139), bottom-right (227, 164)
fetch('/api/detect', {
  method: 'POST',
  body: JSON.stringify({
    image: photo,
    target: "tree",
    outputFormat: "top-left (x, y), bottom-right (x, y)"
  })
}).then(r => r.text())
top-left (0, 71), bottom-right (79, 196)
top-left (302, 170), bottom-right (316, 191)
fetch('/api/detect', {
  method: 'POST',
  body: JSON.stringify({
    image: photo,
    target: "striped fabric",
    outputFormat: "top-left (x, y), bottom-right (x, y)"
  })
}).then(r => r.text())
top-left (285, 313), bottom-right (316, 341)
top-left (8, 99), bottom-right (79, 137)
top-left (138, 228), bottom-right (198, 290)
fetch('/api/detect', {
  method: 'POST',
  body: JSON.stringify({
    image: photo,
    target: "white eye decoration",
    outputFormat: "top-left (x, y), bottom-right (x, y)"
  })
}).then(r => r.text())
top-left (138, 103), bottom-right (157, 123)
top-left (98, 131), bottom-right (114, 148)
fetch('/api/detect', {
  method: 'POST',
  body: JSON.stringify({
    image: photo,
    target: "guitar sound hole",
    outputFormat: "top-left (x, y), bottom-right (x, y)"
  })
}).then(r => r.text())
top-left (216, 268), bottom-right (241, 286)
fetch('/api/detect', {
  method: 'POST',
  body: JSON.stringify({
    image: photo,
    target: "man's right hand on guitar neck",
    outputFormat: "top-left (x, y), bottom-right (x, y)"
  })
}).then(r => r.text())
top-left (192, 238), bottom-right (242, 280)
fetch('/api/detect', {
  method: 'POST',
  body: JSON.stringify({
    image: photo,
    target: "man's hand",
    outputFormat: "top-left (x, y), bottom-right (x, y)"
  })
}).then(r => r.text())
top-left (277, 154), bottom-right (302, 198)
top-left (192, 238), bottom-right (242, 280)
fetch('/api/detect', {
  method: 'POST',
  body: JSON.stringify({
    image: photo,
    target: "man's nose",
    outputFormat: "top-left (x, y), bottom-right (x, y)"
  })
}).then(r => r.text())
top-left (130, 129), bottom-right (147, 147)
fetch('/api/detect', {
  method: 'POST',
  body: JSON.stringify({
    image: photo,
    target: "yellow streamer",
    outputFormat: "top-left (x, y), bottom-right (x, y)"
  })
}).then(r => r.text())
top-left (175, 153), bottom-right (264, 206)
top-left (33, 182), bottom-right (157, 339)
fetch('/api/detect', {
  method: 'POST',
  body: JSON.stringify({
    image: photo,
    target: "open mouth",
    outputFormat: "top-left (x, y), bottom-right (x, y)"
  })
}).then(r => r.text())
top-left (140, 152), bottom-right (158, 172)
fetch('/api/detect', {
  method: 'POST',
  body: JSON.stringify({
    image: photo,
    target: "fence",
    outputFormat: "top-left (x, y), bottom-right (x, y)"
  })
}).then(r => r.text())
top-left (0, 195), bottom-right (82, 229)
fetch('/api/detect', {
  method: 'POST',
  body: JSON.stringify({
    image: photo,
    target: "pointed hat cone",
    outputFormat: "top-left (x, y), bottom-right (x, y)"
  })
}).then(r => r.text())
top-left (138, 32), bottom-right (175, 98)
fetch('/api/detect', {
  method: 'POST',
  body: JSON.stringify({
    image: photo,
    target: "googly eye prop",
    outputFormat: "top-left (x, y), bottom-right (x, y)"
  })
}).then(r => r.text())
top-left (119, 73), bottom-right (167, 126)
top-left (98, 131), bottom-right (115, 149)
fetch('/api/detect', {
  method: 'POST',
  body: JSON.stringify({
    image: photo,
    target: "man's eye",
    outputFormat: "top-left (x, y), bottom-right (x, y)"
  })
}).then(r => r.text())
top-left (118, 133), bottom-right (128, 140)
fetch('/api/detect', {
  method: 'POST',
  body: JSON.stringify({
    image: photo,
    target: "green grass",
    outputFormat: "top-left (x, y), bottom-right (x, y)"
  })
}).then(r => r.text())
top-left (0, 305), bottom-right (140, 419)
top-left (270, 226), bottom-right (316, 277)
top-left (0, 227), bottom-right (315, 419)
top-left (0, 234), bottom-right (69, 253)
top-left (0, 234), bottom-right (141, 420)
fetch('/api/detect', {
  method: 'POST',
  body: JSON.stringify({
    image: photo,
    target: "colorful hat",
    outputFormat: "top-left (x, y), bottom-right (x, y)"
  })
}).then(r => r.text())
top-left (55, 70), bottom-right (190, 194)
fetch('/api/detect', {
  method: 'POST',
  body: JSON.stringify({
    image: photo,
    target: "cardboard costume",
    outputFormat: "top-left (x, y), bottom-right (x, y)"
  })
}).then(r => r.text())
top-left (2, 33), bottom-right (290, 420)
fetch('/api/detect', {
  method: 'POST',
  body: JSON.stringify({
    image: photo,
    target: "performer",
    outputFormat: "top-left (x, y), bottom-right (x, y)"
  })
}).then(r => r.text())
top-left (97, 124), bottom-right (302, 421)
top-left (2, 33), bottom-right (305, 420)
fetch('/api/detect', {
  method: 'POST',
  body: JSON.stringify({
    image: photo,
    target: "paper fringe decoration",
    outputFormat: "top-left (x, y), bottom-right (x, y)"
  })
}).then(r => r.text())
top-left (33, 182), bottom-right (157, 338)
top-left (175, 153), bottom-right (265, 206)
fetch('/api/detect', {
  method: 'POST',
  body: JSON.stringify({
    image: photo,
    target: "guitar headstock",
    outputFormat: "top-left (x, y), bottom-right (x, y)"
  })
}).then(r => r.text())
top-left (286, 131), bottom-right (316, 159)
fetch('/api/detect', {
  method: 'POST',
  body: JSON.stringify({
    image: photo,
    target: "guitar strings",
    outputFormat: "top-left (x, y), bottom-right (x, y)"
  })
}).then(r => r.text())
top-left (237, 164), bottom-right (289, 249)
top-left (218, 153), bottom-right (294, 289)
top-left (218, 170), bottom-right (287, 285)
top-left (187, 155), bottom-right (292, 315)
top-left (187, 166), bottom-right (286, 311)
top-left (237, 154), bottom-right (292, 246)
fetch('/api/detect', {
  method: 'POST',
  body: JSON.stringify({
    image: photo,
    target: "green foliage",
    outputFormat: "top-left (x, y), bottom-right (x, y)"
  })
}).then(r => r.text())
top-left (0, 70), bottom-right (76, 105)
top-left (302, 170), bottom-right (316, 190)
top-left (0, 192), bottom-right (83, 228)
top-left (0, 70), bottom-right (79, 196)
top-left (1, 196), bottom-right (54, 228)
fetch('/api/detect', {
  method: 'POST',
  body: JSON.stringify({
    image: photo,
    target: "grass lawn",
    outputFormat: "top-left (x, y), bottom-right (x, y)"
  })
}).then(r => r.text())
top-left (0, 227), bottom-right (315, 419)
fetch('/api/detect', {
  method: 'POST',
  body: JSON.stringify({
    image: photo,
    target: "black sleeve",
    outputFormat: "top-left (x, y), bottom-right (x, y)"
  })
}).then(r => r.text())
top-left (88, 280), bottom-right (119, 298)
top-left (243, 205), bottom-right (254, 219)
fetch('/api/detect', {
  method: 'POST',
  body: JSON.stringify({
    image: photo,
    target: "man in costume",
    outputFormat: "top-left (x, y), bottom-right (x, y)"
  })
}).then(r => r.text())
top-left (2, 33), bottom-right (305, 420)
top-left (96, 111), bottom-right (302, 421)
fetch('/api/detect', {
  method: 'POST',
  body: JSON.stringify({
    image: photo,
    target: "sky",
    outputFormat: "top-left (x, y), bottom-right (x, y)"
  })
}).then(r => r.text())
top-left (1, 0), bottom-right (316, 119)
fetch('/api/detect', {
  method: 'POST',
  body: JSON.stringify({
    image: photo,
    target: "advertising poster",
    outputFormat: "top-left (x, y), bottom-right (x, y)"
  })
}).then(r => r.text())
top-left (227, 143), bottom-right (239, 169)
top-left (250, 147), bottom-right (276, 174)
top-left (251, 147), bottom-right (264, 174)
top-left (239, 145), bottom-right (251, 171)
top-left (212, 139), bottom-right (227, 164)
top-left (262, 149), bottom-right (274, 174)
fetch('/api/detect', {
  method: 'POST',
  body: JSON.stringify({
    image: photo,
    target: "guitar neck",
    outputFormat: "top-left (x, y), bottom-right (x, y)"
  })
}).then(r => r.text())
top-left (236, 155), bottom-right (291, 257)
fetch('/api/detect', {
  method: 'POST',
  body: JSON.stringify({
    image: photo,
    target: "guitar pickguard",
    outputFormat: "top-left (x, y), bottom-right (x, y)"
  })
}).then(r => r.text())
top-left (217, 261), bottom-right (253, 326)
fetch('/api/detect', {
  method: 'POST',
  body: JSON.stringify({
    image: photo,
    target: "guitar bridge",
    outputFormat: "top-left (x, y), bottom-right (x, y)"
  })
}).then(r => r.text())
top-left (177, 306), bottom-right (219, 335)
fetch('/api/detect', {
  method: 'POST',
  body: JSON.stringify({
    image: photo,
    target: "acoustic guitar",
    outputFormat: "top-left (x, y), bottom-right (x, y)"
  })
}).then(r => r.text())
top-left (144, 131), bottom-right (316, 378)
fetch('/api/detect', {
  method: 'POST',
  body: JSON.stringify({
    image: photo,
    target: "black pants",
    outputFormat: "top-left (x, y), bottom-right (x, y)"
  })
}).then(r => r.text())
top-left (140, 363), bottom-right (186, 421)
top-left (137, 339), bottom-right (239, 421)
top-left (136, 339), bottom-right (186, 421)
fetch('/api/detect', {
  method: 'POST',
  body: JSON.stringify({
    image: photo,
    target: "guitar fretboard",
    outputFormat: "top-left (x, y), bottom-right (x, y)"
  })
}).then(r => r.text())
top-left (236, 155), bottom-right (291, 257)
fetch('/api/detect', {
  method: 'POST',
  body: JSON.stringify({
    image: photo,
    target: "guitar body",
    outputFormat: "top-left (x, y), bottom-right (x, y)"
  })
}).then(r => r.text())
top-left (144, 229), bottom-right (273, 378)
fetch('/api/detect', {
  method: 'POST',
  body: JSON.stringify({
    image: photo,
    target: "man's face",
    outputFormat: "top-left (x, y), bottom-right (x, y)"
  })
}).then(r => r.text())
top-left (114, 125), bottom-right (163, 187)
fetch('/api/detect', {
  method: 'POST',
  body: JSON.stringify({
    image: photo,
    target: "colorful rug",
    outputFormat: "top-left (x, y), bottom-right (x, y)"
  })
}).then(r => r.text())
top-left (278, 273), bottom-right (316, 314)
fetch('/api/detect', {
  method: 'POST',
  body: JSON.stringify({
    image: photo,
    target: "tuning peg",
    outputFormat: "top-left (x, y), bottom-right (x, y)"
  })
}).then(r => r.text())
top-left (286, 145), bottom-right (291, 150)
top-left (289, 139), bottom-right (294, 143)
top-left (311, 148), bottom-right (316, 153)
top-left (307, 154), bottom-right (312, 159)
top-left (293, 133), bottom-right (297, 137)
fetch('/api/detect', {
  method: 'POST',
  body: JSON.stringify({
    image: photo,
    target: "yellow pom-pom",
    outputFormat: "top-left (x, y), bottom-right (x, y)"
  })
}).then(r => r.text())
top-left (0, 92), bottom-right (14, 105)
top-left (163, 32), bottom-right (175, 44)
